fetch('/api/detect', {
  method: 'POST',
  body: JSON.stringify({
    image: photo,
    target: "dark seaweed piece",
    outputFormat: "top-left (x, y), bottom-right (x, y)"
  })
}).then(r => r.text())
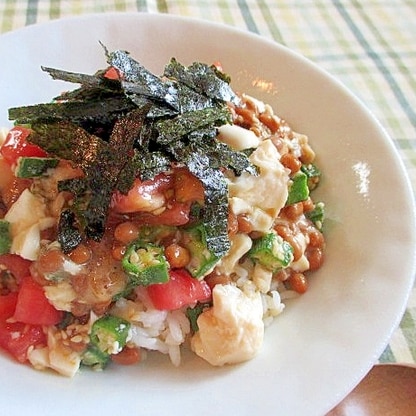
top-left (79, 108), bottom-right (149, 240)
top-left (185, 151), bottom-right (230, 258)
top-left (187, 129), bottom-right (258, 176)
top-left (32, 109), bottom-right (149, 242)
top-left (58, 209), bottom-right (82, 253)
top-left (8, 47), bottom-right (258, 259)
top-left (9, 95), bottom-right (134, 127)
top-left (164, 58), bottom-right (241, 105)
top-left (82, 175), bottom-right (113, 240)
top-left (107, 49), bottom-right (180, 112)
top-left (28, 121), bottom-right (109, 170)
top-left (9, 65), bottom-right (131, 139)
top-left (42, 66), bottom-right (107, 87)
top-left (56, 86), bottom-right (124, 106)
top-left (119, 151), bottom-right (171, 186)
top-left (174, 82), bottom-right (215, 114)
top-left (42, 66), bottom-right (123, 99)
top-left (154, 106), bottom-right (231, 144)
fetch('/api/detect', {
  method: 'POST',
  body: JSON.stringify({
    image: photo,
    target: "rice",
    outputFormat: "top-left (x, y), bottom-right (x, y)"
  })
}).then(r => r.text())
top-left (111, 290), bottom-right (191, 366)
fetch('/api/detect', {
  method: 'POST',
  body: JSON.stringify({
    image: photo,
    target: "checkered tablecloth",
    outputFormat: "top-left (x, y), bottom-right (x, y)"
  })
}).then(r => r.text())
top-left (1, 0), bottom-right (415, 366)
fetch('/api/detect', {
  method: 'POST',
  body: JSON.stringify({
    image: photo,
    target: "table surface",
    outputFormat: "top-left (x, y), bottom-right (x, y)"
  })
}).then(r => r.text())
top-left (0, 0), bottom-right (415, 374)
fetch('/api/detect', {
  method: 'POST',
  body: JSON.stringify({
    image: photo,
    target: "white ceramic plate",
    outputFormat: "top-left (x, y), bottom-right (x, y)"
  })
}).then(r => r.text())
top-left (0, 13), bottom-right (415, 416)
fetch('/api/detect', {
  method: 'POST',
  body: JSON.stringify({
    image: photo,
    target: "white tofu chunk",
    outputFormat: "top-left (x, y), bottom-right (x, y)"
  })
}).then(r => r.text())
top-left (191, 284), bottom-right (264, 366)
top-left (217, 124), bottom-right (261, 150)
top-left (228, 139), bottom-right (290, 228)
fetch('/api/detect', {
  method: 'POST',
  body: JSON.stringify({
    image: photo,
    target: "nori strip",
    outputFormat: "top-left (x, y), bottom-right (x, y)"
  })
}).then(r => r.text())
top-left (107, 49), bottom-right (180, 111)
top-left (34, 109), bottom-right (149, 244)
top-left (8, 47), bottom-right (257, 258)
top-left (186, 129), bottom-right (258, 176)
top-left (175, 82), bottom-right (215, 114)
top-left (164, 58), bottom-right (241, 105)
top-left (58, 209), bottom-right (82, 253)
top-left (29, 121), bottom-right (108, 171)
top-left (41, 66), bottom-right (107, 87)
top-left (185, 151), bottom-right (230, 258)
top-left (78, 108), bottom-right (149, 240)
top-left (154, 106), bottom-right (231, 144)
top-left (118, 151), bottom-right (171, 186)
top-left (9, 95), bottom-right (134, 126)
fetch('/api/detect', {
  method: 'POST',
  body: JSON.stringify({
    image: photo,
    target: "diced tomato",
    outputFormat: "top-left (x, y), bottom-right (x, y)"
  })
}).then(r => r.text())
top-left (147, 269), bottom-right (211, 310)
top-left (1, 176), bottom-right (32, 208)
top-left (104, 66), bottom-right (120, 80)
top-left (173, 167), bottom-right (204, 204)
top-left (13, 276), bottom-right (63, 326)
top-left (0, 158), bottom-right (14, 190)
top-left (0, 126), bottom-right (47, 167)
top-left (111, 168), bottom-right (202, 226)
top-left (111, 174), bottom-right (172, 214)
top-left (0, 291), bottom-right (46, 362)
top-left (0, 292), bottom-right (18, 320)
top-left (0, 254), bottom-right (32, 284)
top-left (135, 202), bottom-right (191, 226)
top-left (0, 320), bottom-right (46, 362)
top-left (212, 61), bottom-right (224, 72)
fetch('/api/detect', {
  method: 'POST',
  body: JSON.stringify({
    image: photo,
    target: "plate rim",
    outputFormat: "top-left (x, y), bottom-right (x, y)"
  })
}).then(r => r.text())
top-left (0, 11), bottom-right (415, 416)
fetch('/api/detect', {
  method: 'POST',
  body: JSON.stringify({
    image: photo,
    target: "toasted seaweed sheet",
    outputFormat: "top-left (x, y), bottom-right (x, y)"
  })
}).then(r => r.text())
top-left (9, 47), bottom-right (256, 257)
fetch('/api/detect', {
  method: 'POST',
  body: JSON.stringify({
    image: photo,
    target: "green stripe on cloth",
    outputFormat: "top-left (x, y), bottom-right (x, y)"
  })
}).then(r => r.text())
top-left (1, 0), bottom-right (17, 33)
top-left (379, 344), bottom-right (396, 363)
top-left (237, 0), bottom-right (259, 33)
top-left (26, 0), bottom-right (38, 25)
top-left (400, 310), bottom-right (416, 361)
top-left (332, 0), bottom-right (416, 130)
top-left (256, 0), bottom-right (284, 43)
top-left (156, 0), bottom-right (168, 13)
top-left (49, 0), bottom-right (60, 19)
top-left (216, 0), bottom-right (238, 27)
top-left (136, 0), bottom-right (148, 11)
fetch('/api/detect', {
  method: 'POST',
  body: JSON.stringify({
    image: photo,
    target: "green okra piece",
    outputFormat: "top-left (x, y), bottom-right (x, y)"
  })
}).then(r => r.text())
top-left (248, 232), bottom-right (294, 272)
top-left (286, 171), bottom-right (309, 206)
top-left (182, 222), bottom-right (221, 279)
top-left (82, 315), bottom-right (131, 369)
top-left (0, 220), bottom-right (12, 255)
top-left (122, 240), bottom-right (170, 286)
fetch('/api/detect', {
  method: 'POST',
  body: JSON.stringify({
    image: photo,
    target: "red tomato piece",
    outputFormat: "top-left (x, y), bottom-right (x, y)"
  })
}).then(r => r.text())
top-left (0, 126), bottom-right (47, 166)
top-left (0, 292), bottom-right (18, 320)
top-left (212, 61), bottom-right (224, 72)
top-left (0, 320), bottom-right (46, 362)
top-left (111, 174), bottom-right (172, 214)
top-left (0, 291), bottom-right (46, 362)
top-left (147, 269), bottom-right (211, 311)
top-left (0, 254), bottom-right (32, 284)
top-left (104, 66), bottom-right (120, 80)
top-left (13, 276), bottom-right (63, 326)
top-left (173, 167), bottom-right (205, 204)
top-left (134, 202), bottom-right (191, 226)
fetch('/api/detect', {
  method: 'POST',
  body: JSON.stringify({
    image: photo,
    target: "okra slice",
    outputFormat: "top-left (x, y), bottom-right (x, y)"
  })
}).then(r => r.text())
top-left (122, 240), bottom-right (169, 286)
top-left (248, 232), bottom-right (294, 272)
top-left (306, 201), bottom-right (325, 230)
top-left (82, 315), bottom-right (131, 369)
top-left (15, 156), bottom-right (59, 178)
top-left (286, 171), bottom-right (309, 206)
top-left (0, 220), bottom-right (11, 255)
top-left (82, 345), bottom-right (110, 369)
top-left (182, 222), bottom-right (221, 279)
top-left (301, 163), bottom-right (321, 191)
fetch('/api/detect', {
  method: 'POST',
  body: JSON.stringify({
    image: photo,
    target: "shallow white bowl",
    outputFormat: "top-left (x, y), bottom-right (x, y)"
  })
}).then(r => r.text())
top-left (0, 13), bottom-right (415, 416)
